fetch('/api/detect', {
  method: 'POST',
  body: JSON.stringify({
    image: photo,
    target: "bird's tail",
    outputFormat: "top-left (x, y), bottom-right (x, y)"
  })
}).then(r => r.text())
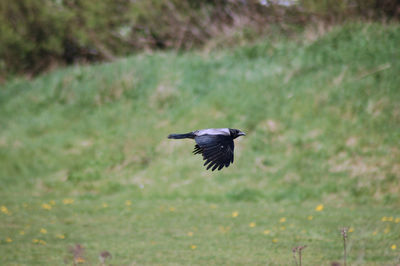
top-left (168, 132), bottom-right (195, 139)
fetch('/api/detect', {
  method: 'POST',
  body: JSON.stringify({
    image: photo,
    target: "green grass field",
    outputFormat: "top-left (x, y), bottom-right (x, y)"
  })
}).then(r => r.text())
top-left (1, 23), bottom-right (400, 265)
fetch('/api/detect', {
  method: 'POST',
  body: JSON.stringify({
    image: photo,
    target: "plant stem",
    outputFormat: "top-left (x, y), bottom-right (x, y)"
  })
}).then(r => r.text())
top-left (343, 236), bottom-right (347, 266)
top-left (292, 251), bottom-right (298, 266)
top-left (342, 228), bottom-right (348, 266)
top-left (299, 249), bottom-right (302, 266)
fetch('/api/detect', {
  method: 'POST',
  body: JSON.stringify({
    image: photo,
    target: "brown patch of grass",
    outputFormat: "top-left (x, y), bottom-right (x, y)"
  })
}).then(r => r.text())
top-left (257, 119), bottom-right (282, 134)
top-left (333, 67), bottom-right (347, 86)
top-left (345, 137), bottom-right (358, 148)
top-left (95, 73), bottom-right (136, 106)
top-left (366, 97), bottom-right (390, 118)
top-left (254, 156), bottom-right (268, 171)
top-left (150, 83), bottom-right (178, 109)
top-left (303, 21), bottom-right (334, 44)
top-left (306, 129), bottom-right (322, 140)
top-left (284, 172), bottom-right (301, 183)
top-left (329, 155), bottom-right (383, 178)
top-left (391, 164), bottom-right (400, 178)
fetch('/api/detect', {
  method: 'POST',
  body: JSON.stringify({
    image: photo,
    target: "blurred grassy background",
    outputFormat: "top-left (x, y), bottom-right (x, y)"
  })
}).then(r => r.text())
top-left (1, 21), bottom-right (399, 264)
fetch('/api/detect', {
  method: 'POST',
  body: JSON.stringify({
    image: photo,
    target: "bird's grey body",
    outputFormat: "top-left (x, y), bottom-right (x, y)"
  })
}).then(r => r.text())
top-left (168, 128), bottom-right (245, 171)
top-left (194, 128), bottom-right (230, 136)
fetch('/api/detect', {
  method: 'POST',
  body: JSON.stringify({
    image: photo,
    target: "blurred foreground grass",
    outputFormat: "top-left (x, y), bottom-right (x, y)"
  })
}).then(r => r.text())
top-left (1, 23), bottom-right (399, 265)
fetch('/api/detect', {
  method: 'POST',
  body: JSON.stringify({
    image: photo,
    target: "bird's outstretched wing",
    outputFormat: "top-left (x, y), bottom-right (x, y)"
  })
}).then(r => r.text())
top-left (193, 135), bottom-right (234, 171)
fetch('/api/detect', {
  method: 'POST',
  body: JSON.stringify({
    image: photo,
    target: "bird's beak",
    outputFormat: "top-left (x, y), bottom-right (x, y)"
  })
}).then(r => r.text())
top-left (238, 131), bottom-right (246, 136)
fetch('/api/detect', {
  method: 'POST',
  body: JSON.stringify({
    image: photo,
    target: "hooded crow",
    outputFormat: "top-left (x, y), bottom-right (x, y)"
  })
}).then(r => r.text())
top-left (168, 128), bottom-right (245, 171)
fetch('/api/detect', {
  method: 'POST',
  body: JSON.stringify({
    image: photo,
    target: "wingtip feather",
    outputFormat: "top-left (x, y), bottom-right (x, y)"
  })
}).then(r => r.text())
top-left (212, 164), bottom-right (219, 171)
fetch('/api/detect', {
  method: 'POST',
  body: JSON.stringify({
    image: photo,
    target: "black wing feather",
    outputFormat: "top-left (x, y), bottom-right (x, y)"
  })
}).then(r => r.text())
top-left (193, 145), bottom-right (202, 154)
top-left (193, 135), bottom-right (235, 171)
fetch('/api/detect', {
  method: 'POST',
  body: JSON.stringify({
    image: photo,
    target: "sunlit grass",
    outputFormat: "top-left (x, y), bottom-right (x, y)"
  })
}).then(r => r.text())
top-left (1, 22), bottom-right (399, 265)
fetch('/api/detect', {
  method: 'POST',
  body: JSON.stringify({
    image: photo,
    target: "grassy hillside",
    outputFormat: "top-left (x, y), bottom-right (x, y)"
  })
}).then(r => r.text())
top-left (1, 23), bottom-right (399, 265)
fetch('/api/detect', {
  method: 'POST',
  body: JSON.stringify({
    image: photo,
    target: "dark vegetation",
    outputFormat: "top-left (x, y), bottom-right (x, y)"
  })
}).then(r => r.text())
top-left (1, 0), bottom-right (399, 79)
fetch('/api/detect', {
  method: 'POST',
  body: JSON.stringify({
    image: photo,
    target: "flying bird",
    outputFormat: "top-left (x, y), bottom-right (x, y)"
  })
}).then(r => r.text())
top-left (168, 128), bottom-right (245, 171)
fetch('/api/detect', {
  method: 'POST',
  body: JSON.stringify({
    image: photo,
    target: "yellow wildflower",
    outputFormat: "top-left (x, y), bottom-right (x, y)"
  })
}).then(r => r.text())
top-left (49, 200), bottom-right (56, 206)
top-left (279, 217), bottom-right (286, 223)
top-left (219, 226), bottom-right (230, 233)
top-left (19, 231), bottom-right (25, 235)
top-left (125, 200), bottom-right (132, 206)
top-left (56, 234), bottom-right (65, 239)
top-left (384, 227), bottom-right (390, 234)
top-left (395, 218), bottom-right (400, 223)
top-left (6, 237), bottom-right (12, 243)
top-left (388, 216), bottom-right (394, 222)
top-left (315, 204), bottom-right (324, 212)
top-left (210, 204), bottom-right (217, 209)
top-left (32, 239), bottom-right (39, 243)
top-left (40, 228), bottom-right (47, 234)
top-left (307, 215), bottom-right (313, 220)
top-left (75, 257), bottom-right (85, 263)
top-left (102, 203), bottom-right (108, 208)
top-left (391, 244), bottom-right (397, 250)
top-left (1, 205), bottom-right (10, 215)
top-left (169, 207), bottom-right (175, 212)
top-left (280, 226), bottom-right (286, 231)
top-left (39, 240), bottom-right (46, 245)
top-left (187, 232), bottom-right (193, 237)
top-left (42, 203), bottom-right (52, 210)
top-left (249, 222), bottom-right (256, 228)
top-left (372, 231), bottom-right (377, 236)
top-left (263, 230), bottom-right (271, 235)
top-left (348, 227), bottom-right (354, 233)
top-left (232, 211), bottom-right (239, 218)
top-left (63, 198), bottom-right (74, 205)
top-left (191, 245), bottom-right (197, 250)
top-left (272, 238), bottom-right (278, 243)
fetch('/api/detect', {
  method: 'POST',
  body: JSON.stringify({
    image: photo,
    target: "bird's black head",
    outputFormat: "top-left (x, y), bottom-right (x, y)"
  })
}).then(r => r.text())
top-left (229, 128), bottom-right (246, 139)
